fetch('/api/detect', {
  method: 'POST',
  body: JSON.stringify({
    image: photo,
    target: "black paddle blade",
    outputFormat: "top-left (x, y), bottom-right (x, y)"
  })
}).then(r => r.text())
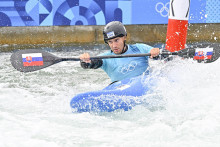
top-left (178, 43), bottom-right (220, 63)
top-left (10, 49), bottom-right (62, 72)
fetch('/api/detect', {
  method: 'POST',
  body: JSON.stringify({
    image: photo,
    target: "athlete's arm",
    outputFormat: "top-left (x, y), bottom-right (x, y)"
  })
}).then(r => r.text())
top-left (80, 53), bottom-right (103, 69)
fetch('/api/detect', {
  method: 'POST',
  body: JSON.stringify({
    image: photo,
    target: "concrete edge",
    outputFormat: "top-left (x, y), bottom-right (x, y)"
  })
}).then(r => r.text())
top-left (0, 23), bottom-right (219, 52)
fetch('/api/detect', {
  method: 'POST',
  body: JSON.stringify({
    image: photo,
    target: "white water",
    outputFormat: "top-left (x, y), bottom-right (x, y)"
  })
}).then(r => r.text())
top-left (0, 49), bottom-right (220, 147)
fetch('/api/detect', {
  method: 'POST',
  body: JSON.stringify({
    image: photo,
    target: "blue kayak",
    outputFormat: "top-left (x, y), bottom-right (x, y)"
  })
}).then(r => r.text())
top-left (70, 75), bottom-right (151, 112)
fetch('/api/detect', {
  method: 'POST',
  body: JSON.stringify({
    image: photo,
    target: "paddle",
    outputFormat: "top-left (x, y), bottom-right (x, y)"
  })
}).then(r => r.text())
top-left (10, 43), bottom-right (219, 72)
top-left (10, 49), bottom-right (170, 72)
top-left (178, 43), bottom-right (220, 63)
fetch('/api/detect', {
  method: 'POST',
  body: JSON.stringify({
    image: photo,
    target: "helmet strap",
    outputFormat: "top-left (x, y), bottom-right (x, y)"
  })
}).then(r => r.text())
top-left (121, 40), bottom-right (127, 54)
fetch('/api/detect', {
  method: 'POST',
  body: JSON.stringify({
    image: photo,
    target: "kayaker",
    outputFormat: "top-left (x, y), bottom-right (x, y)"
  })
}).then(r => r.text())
top-left (79, 21), bottom-right (160, 83)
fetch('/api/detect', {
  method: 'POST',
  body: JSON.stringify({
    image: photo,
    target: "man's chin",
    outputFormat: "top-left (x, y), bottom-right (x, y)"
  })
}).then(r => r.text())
top-left (113, 50), bottom-right (120, 54)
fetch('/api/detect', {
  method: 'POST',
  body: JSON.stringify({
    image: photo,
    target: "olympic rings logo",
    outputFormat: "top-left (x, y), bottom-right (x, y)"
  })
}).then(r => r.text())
top-left (155, 2), bottom-right (169, 17)
top-left (118, 61), bottom-right (138, 74)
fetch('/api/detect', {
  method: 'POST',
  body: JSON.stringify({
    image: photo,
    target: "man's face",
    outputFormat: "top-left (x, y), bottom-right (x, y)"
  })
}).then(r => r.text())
top-left (107, 36), bottom-right (126, 54)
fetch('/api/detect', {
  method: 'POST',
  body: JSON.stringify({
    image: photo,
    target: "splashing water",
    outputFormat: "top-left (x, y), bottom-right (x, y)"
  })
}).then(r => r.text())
top-left (0, 49), bottom-right (220, 147)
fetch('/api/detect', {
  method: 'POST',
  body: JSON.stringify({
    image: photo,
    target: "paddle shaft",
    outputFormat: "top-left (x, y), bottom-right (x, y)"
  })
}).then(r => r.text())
top-left (60, 52), bottom-right (178, 61)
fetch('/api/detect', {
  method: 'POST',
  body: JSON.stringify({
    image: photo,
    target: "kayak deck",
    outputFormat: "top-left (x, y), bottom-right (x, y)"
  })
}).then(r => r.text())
top-left (70, 75), bottom-right (151, 112)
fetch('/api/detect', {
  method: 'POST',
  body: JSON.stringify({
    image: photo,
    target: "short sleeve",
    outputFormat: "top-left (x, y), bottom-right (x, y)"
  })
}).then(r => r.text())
top-left (135, 43), bottom-right (153, 54)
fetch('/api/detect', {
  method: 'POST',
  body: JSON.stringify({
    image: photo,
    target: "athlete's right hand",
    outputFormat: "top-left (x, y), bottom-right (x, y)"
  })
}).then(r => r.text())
top-left (79, 53), bottom-right (91, 63)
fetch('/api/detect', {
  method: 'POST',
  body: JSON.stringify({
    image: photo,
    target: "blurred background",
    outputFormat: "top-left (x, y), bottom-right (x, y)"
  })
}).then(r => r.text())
top-left (0, 0), bottom-right (219, 52)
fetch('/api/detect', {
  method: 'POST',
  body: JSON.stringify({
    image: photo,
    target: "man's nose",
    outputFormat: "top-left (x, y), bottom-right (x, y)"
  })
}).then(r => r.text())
top-left (112, 41), bottom-right (117, 47)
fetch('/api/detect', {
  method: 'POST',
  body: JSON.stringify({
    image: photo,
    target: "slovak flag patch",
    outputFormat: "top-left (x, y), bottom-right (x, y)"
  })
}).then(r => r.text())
top-left (22, 53), bottom-right (44, 66)
top-left (194, 48), bottom-right (213, 60)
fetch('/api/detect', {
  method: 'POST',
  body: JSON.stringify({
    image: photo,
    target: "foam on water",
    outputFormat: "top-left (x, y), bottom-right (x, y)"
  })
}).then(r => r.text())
top-left (0, 50), bottom-right (220, 147)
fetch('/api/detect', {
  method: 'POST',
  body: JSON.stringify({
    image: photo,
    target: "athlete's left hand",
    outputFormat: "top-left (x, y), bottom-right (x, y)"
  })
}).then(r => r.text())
top-left (150, 48), bottom-right (160, 58)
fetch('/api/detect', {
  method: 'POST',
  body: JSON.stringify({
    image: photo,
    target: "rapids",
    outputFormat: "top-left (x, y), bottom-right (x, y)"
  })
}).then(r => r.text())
top-left (0, 47), bottom-right (220, 147)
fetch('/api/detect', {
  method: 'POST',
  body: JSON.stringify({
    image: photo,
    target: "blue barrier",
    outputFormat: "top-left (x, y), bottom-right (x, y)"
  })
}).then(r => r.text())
top-left (0, 0), bottom-right (219, 27)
